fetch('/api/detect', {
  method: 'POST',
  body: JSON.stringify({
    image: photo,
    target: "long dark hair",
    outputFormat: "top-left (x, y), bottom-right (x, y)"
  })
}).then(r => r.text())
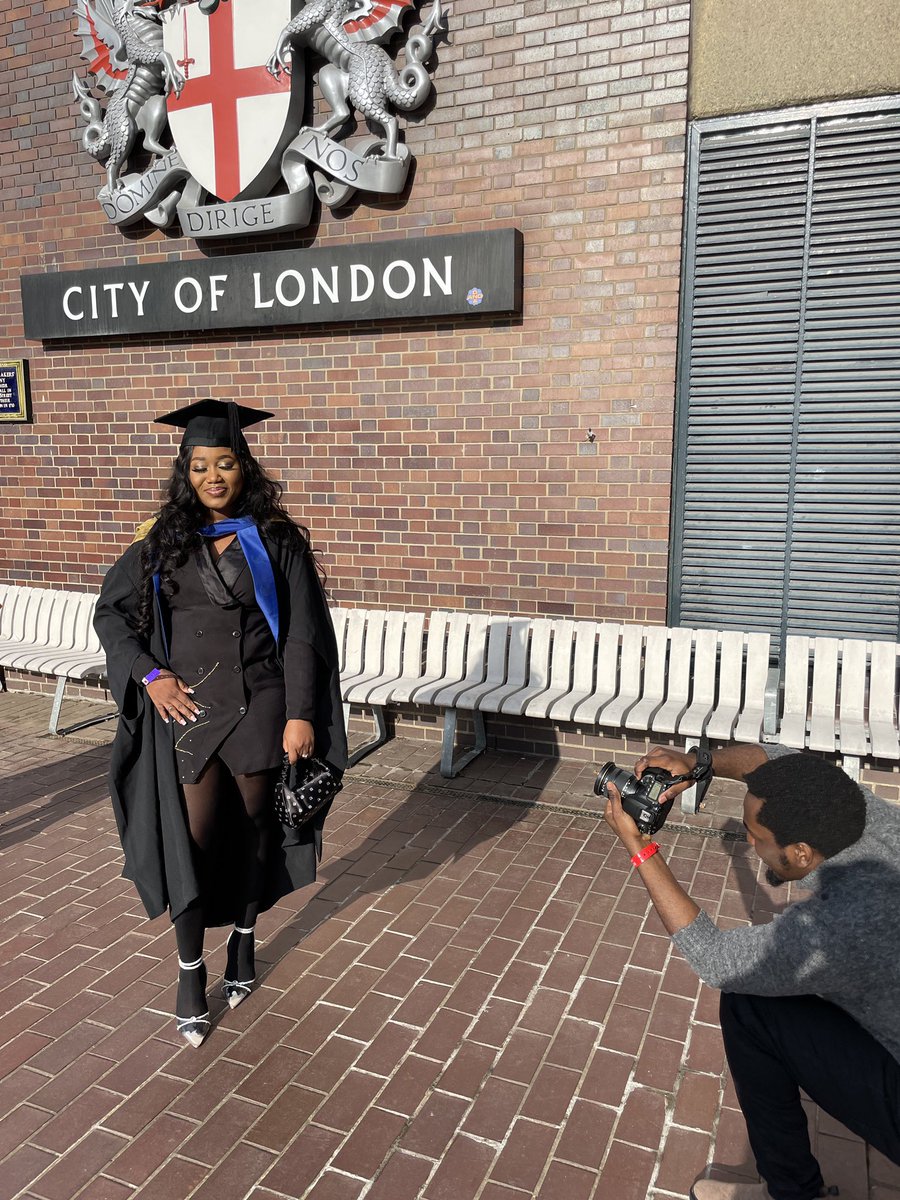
top-left (136, 445), bottom-right (314, 637)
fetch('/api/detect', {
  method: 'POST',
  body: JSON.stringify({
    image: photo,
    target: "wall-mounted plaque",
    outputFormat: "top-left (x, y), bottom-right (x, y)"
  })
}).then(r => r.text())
top-left (21, 229), bottom-right (523, 341)
top-left (0, 361), bottom-right (31, 423)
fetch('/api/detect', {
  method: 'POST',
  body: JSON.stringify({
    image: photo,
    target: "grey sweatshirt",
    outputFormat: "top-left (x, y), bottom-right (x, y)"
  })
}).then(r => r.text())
top-left (672, 743), bottom-right (900, 1063)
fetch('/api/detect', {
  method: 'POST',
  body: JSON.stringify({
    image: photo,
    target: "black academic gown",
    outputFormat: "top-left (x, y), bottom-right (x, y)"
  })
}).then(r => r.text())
top-left (93, 525), bottom-right (348, 924)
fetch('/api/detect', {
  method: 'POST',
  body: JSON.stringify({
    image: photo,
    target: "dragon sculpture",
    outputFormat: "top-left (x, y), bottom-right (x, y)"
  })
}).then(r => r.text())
top-left (72, 0), bottom-right (186, 193)
top-left (268, 0), bottom-right (447, 161)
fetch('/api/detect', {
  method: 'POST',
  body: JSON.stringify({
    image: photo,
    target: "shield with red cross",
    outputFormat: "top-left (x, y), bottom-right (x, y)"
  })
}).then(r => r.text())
top-left (163, 0), bottom-right (303, 203)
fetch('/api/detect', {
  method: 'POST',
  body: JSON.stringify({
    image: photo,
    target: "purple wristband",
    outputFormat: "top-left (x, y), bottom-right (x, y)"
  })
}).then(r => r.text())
top-left (141, 668), bottom-right (164, 686)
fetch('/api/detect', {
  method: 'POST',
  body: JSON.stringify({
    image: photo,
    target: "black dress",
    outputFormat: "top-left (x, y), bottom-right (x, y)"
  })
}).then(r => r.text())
top-left (94, 524), bottom-right (347, 924)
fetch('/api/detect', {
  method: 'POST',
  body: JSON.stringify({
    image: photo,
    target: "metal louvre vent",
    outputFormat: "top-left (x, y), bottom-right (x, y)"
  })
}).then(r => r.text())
top-left (671, 101), bottom-right (900, 651)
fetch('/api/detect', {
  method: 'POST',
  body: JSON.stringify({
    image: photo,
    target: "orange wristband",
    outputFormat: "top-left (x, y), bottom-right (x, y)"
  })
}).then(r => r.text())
top-left (630, 842), bottom-right (661, 868)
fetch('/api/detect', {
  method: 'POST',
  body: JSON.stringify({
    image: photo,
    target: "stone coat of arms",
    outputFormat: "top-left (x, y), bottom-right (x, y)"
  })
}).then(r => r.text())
top-left (71, 0), bottom-right (448, 238)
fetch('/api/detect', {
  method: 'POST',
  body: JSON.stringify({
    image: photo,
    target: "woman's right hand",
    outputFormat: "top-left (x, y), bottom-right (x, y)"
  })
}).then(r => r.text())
top-left (145, 673), bottom-right (200, 725)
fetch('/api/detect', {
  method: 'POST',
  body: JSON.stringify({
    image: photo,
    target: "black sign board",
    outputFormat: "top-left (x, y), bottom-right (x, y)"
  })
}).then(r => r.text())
top-left (0, 360), bottom-right (31, 423)
top-left (21, 229), bottom-right (522, 341)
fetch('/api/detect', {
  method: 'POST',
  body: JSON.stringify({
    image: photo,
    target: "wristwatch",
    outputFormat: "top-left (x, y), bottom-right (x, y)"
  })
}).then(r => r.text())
top-left (141, 667), bottom-right (164, 686)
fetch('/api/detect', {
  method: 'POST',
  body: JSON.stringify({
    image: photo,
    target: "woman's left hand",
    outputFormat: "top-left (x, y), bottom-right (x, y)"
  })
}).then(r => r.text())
top-left (283, 719), bottom-right (315, 763)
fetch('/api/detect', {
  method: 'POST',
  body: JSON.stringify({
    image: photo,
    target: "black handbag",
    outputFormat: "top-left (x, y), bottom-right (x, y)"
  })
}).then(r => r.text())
top-left (274, 754), bottom-right (343, 828)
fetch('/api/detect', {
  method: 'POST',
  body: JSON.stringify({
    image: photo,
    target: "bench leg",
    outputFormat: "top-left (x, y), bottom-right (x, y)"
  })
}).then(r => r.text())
top-left (763, 665), bottom-right (780, 738)
top-left (842, 756), bottom-right (860, 782)
top-left (347, 705), bottom-right (389, 768)
top-left (441, 708), bottom-right (487, 779)
top-left (50, 676), bottom-right (119, 737)
top-left (49, 677), bottom-right (67, 735)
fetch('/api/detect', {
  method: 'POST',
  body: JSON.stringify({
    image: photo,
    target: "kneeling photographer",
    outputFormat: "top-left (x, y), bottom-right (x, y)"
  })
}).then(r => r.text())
top-left (601, 741), bottom-right (900, 1200)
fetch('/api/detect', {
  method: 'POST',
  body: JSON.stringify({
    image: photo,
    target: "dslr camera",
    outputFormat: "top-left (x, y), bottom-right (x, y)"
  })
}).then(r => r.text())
top-left (594, 746), bottom-right (713, 836)
top-left (594, 763), bottom-right (677, 835)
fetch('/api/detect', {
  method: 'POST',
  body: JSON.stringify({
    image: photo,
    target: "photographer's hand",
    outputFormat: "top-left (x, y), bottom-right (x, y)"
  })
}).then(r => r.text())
top-left (603, 782), bottom-right (701, 935)
top-left (633, 747), bottom-right (697, 803)
top-left (602, 781), bottom-right (648, 856)
top-left (636, 742), bottom-right (769, 802)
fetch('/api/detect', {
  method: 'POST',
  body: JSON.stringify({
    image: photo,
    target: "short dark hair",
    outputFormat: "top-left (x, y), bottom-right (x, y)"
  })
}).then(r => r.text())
top-left (743, 754), bottom-right (866, 858)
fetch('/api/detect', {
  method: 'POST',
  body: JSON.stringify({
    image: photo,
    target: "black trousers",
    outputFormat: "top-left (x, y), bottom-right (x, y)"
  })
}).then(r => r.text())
top-left (720, 992), bottom-right (900, 1200)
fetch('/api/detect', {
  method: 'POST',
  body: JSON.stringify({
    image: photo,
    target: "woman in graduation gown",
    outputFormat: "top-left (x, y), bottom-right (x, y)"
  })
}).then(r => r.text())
top-left (94, 399), bottom-right (347, 1047)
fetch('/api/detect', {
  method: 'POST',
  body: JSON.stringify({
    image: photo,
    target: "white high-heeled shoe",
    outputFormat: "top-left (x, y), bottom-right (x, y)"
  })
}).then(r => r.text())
top-left (175, 955), bottom-right (211, 1048)
top-left (222, 926), bottom-right (256, 1010)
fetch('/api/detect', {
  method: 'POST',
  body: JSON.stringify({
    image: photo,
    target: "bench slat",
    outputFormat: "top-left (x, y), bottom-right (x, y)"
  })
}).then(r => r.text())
top-left (498, 620), bottom-right (554, 715)
top-left (353, 611), bottom-right (421, 704)
top-left (568, 624), bottom-right (622, 725)
top-left (431, 614), bottom-right (492, 707)
top-left (779, 635), bottom-right (811, 748)
top-left (477, 617), bottom-right (536, 714)
top-left (706, 630), bottom-right (744, 739)
top-left (624, 625), bottom-right (668, 730)
top-left (807, 637), bottom-right (840, 752)
top-left (868, 640), bottom-right (900, 759)
top-left (525, 620), bottom-right (577, 718)
top-left (733, 632), bottom-right (771, 743)
top-left (341, 610), bottom-right (389, 698)
top-left (650, 626), bottom-right (695, 734)
top-left (453, 616), bottom-right (512, 710)
top-left (596, 624), bottom-right (644, 728)
top-left (837, 639), bottom-right (868, 757)
top-left (390, 611), bottom-right (450, 703)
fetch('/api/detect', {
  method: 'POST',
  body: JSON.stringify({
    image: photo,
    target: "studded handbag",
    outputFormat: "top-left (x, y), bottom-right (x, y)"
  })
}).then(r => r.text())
top-left (273, 753), bottom-right (343, 829)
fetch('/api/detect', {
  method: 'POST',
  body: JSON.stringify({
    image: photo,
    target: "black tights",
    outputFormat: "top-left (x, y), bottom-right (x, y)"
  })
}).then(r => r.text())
top-left (173, 757), bottom-right (276, 964)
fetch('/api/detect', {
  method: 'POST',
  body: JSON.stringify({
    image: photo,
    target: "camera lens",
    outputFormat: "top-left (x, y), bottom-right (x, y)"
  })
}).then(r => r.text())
top-left (593, 761), bottom-right (634, 798)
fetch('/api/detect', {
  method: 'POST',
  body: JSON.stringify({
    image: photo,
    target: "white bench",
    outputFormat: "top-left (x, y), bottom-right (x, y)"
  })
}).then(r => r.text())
top-left (779, 634), bottom-right (900, 776)
top-left (334, 608), bottom-right (776, 799)
top-left (0, 583), bottom-right (112, 736)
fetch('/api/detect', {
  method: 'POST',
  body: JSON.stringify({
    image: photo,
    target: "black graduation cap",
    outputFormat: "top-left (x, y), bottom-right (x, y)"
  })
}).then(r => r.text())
top-left (155, 399), bottom-right (273, 452)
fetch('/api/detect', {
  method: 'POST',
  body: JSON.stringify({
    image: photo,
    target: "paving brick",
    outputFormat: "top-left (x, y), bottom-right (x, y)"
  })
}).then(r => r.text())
top-left (260, 1125), bottom-right (343, 1197)
top-left (398, 1091), bottom-right (470, 1160)
top-left (410, 1007), bottom-right (472, 1062)
top-left (168, 1058), bottom-right (255, 1121)
top-left (100, 1074), bottom-right (186, 1137)
top-left (330, 1107), bottom-right (408, 1178)
top-left (31, 1086), bottom-right (122, 1154)
top-left (29, 1129), bottom-right (129, 1200)
top-left (596, 1139), bottom-right (658, 1200)
top-left (121, 1156), bottom-right (208, 1200)
top-left (489, 1118), bottom-right (559, 1192)
top-left (536, 1160), bottom-right (596, 1200)
top-left (363, 1150), bottom-right (435, 1200)
top-left (0, 1144), bottom-right (58, 1199)
top-left (555, 1099), bottom-right (617, 1172)
top-left (104, 1112), bottom-right (195, 1185)
top-left (72, 1176), bottom-right (135, 1200)
top-left (0, 1103), bottom-right (52, 1160)
top-left (376, 1053), bottom-right (445, 1118)
top-left (245, 1085), bottom-right (324, 1152)
top-left (314, 1070), bottom-right (383, 1133)
top-left (424, 1133), bottom-right (498, 1200)
top-left (656, 1124), bottom-right (715, 1195)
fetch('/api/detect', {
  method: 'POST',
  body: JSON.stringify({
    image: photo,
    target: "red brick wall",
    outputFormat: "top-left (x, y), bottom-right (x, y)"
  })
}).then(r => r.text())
top-left (0, 0), bottom-right (690, 621)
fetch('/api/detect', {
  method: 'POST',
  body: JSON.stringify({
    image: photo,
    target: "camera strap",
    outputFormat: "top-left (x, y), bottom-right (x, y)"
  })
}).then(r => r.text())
top-left (685, 739), bottom-right (714, 807)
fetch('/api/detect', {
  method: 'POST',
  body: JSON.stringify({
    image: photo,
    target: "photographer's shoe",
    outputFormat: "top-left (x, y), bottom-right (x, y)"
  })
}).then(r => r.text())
top-left (690, 1182), bottom-right (773, 1200)
top-left (690, 1176), bottom-right (838, 1200)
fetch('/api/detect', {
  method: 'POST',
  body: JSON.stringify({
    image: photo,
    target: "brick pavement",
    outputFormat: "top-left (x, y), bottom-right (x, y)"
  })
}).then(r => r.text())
top-left (1, 691), bottom-right (898, 1200)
